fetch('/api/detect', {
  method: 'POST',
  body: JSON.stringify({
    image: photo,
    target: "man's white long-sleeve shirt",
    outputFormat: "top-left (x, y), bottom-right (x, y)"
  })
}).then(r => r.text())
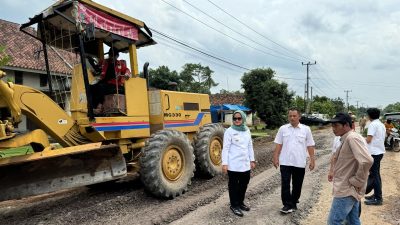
top-left (222, 127), bottom-right (255, 172)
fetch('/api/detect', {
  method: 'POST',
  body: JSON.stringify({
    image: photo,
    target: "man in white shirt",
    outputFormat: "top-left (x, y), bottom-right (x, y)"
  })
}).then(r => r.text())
top-left (364, 108), bottom-right (386, 205)
top-left (273, 108), bottom-right (315, 214)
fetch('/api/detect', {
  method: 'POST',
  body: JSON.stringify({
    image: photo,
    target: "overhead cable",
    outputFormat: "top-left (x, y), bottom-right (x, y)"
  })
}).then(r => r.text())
top-left (182, 0), bottom-right (303, 62)
top-left (150, 28), bottom-right (251, 71)
top-left (207, 0), bottom-right (313, 61)
top-left (161, 0), bottom-right (299, 63)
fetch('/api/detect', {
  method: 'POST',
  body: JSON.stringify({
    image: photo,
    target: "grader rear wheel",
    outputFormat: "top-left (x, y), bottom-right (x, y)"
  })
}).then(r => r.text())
top-left (194, 123), bottom-right (224, 177)
top-left (140, 130), bottom-right (195, 198)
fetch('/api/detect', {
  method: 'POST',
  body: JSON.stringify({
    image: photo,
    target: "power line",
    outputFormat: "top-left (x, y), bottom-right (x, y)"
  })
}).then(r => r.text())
top-left (182, 0), bottom-right (303, 61)
top-left (312, 66), bottom-right (341, 91)
top-left (275, 75), bottom-right (305, 80)
top-left (207, 0), bottom-right (313, 61)
top-left (150, 28), bottom-right (251, 71)
top-left (155, 36), bottom-right (245, 73)
top-left (310, 79), bottom-right (329, 97)
top-left (161, 0), bottom-right (299, 63)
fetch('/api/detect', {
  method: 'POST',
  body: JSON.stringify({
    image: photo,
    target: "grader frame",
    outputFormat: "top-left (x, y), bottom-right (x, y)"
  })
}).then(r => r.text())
top-left (0, 0), bottom-right (223, 201)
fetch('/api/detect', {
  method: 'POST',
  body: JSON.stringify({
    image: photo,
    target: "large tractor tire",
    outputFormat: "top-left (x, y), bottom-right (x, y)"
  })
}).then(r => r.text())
top-left (140, 129), bottom-right (195, 198)
top-left (193, 123), bottom-right (224, 177)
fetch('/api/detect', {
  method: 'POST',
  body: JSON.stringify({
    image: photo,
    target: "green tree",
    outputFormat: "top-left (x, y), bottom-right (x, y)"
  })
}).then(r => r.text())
top-left (331, 97), bottom-right (345, 113)
top-left (219, 89), bottom-right (243, 94)
top-left (383, 102), bottom-right (400, 113)
top-left (179, 63), bottom-right (218, 94)
top-left (291, 96), bottom-right (306, 112)
top-left (148, 65), bottom-right (180, 90)
top-left (241, 68), bottom-right (293, 128)
top-left (0, 45), bottom-right (11, 67)
top-left (311, 95), bottom-right (336, 117)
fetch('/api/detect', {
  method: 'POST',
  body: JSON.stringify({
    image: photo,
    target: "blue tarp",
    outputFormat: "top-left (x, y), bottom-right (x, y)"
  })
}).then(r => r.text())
top-left (210, 104), bottom-right (251, 123)
top-left (220, 104), bottom-right (251, 111)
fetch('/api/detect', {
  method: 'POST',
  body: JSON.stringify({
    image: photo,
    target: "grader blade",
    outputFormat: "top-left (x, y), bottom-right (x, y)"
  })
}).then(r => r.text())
top-left (0, 143), bottom-right (126, 201)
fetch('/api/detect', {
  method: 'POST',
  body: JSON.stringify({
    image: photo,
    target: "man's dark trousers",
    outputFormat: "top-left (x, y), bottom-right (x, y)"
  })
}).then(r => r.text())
top-left (280, 165), bottom-right (305, 208)
top-left (228, 170), bottom-right (251, 207)
top-left (369, 154), bottom-right (384, 200)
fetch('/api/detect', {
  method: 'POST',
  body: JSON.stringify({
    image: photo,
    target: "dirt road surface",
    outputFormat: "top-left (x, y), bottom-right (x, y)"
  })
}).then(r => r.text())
top-left (0, 127), bottom-right (398, 225)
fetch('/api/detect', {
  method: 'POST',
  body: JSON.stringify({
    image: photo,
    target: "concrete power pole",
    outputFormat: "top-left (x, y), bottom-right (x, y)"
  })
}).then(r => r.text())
top-left (310, 86), bottom-right (313, 113)
top-left (356, 100), bottom-right (359, 114)
top-left (302, 61), bottom-right (317, 114)
top-left (344, 90), bottom-right (352, 111)
top-left (304, 84), bottom-right (307, 113)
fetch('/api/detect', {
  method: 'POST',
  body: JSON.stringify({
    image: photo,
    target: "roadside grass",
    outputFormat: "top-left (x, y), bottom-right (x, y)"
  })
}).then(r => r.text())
top-left (250, 124), bottom-right (274, 138)
top-left (309, 124), bottom-right (331, 131)
top-left (0, 146), bottom-right (33, 158)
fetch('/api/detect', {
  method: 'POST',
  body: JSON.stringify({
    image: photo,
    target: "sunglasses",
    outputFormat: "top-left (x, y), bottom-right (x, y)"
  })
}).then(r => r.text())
top-left (233, 117), bottom-right (242, 121)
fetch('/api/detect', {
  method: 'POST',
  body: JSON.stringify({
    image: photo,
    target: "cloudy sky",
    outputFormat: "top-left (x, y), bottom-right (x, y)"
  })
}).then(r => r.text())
top-left (1, 0), bottom-right (399, 108)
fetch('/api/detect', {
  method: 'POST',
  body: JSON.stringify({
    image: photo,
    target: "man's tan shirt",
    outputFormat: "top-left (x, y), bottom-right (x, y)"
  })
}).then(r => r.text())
top-left (332, 131), bottom-right (373, 201)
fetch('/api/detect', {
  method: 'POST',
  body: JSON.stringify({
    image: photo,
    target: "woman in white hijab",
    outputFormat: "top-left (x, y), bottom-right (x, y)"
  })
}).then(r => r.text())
top-left (222, 110), bottom-right (256, 217)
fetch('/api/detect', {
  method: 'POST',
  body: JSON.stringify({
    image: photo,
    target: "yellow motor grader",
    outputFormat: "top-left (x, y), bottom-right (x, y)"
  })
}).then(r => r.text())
top-left (0, 0), bottom-right (224, 201)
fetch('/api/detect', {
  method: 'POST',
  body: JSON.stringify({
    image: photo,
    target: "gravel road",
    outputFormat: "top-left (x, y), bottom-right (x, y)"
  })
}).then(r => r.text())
top-left (1, 127), bottom-right (397, 225)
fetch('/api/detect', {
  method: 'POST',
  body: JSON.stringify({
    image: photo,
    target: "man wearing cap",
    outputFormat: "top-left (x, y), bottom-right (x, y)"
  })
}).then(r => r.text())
top-left (273, 108), bottom-right (315, 214)
top-left (327, 112), bottom-right (373, 225)
top-left (364, 108), bottom-right (386, 205)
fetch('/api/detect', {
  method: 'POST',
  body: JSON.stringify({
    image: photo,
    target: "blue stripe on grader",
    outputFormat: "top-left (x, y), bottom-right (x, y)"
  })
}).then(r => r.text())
top-left (165, 112), bottom-right (205, 128)
top-left (94, 124), bottom-right (150, 131)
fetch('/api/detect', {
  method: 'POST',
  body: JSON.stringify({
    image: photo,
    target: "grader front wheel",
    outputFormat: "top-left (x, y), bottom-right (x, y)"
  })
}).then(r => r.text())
top-left (162, 146), bottom-right (184, 181)
top-left (140, 130), bottom-right (195, 198)
top-left (194, 123), bottom-right (224, 177)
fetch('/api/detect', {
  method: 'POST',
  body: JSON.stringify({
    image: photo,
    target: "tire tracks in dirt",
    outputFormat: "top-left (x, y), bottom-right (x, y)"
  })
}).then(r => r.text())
top-left (0, 129), bottom-right (333, 225)
top-left (171, 151), bottom-right (331, 225)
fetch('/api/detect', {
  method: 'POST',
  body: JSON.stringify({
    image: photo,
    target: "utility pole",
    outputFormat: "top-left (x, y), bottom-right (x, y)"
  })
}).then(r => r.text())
top-left (304, 83), bottom-right (307, 113)
top-left (344, 90), bottom-right (352, 111)
top-left (302, 61), bottom-right (317, 114)
top-left (310, 86), bottom-right (313, 113)
top-left (226, 76), bottom-right (229, 91)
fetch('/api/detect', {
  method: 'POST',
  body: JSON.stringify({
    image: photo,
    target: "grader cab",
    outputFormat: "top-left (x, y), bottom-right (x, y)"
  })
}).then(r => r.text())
top-left (0, 0), bottom-right (223, 201)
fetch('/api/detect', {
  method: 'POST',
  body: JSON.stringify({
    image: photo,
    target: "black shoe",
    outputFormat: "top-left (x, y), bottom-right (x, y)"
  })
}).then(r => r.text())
top-left (230, 206), bottom-right (244, 217)
top-left (280, 205), bottom-right (294, 214)
top-left (365, 195), bottom-right (375, 200)
top-left (239, 204), bottom-right (250, 211)
top-left (364, 198), bottom-right (382, 205)
top-left (292, 205), bottom-right (298, 211)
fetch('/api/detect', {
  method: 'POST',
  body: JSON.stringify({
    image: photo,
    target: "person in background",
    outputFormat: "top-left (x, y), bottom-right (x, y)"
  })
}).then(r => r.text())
top-left (222, 110), bottom-right (256, 217)
top-left (348, 111), bottom-right (356, 131)
top-left (384, 119), bottom-right (394, 136)
top-left (359, 116), bottom-right (367, 133)
top-left (328, 135), bottom-right (341, 182)
top-left (327, 112), bottom-right (373, 225)
top-left (273, 107), bottom-right (315, 214)
top-left (364, 108), bottom-right (386, 206)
